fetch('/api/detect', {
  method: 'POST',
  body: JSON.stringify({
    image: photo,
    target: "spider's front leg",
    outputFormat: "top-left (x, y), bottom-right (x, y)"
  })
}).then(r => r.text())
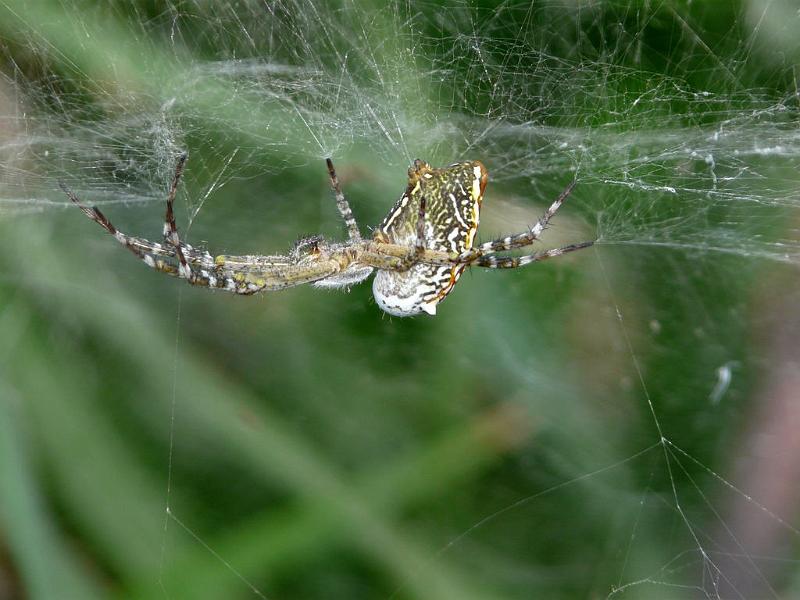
top-left (161, 152), bottom-right (195, 281)
top-left (63, 156), bottom-right (221, 288)
top-left (60, 182), bottom-right (152, 263)
top-left (211, 255), bottom-right (343, 294)
top-left (326, 158), bottom-right (362, 241)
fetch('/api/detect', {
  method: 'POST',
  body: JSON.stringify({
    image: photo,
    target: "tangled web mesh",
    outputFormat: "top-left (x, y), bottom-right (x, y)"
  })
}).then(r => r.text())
top-left (1, 1), bottom-right (799, 599)
top-left (1, 1), bottom-right (798, 263)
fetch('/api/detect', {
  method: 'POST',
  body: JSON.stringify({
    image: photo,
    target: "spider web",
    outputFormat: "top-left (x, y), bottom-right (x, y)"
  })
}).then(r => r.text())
top-left (0, 1), bottom-right (799, 599)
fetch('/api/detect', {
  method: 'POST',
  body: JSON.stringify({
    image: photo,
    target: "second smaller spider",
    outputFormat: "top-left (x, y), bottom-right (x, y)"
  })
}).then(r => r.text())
top-left (62, 155), bottom-right (593, 316)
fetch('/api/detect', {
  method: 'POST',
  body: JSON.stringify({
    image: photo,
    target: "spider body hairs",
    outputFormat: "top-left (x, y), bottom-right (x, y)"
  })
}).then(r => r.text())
top-left (61, 154), bottom-right (593, 317)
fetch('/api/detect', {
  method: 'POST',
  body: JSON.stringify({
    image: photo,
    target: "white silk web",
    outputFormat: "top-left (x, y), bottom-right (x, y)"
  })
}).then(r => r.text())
top-left (0, 1), bottom-right (799, 599)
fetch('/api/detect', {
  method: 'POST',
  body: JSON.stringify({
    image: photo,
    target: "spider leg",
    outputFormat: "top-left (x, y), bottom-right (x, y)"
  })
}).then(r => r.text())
top-left (161, 152), bottom-right (195, 280)
top-left (368, 181), bottom-right (587, 271)
top-left (63, 171), bottom-right (340, 295)
top-left (162, 152), bottom-right (187, 243)
top-left (61, 181), bottom-right (152, 263)
top-left (211, 254), bottom-right (342, 294)
top-left (326, 158), bottom-right (361, 241)
top-left (62, 177), bottom-right (219, 282)
top-left (472, 241), bottom-right (594, 269)
top-left (454, 180), bottom-right (576, 264)
top-left (414, 195), bottom-right (427, 256)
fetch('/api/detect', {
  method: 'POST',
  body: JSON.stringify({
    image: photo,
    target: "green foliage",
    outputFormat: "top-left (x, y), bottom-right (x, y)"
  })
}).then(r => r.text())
top-left (1, 1), bottom-right (799, 599)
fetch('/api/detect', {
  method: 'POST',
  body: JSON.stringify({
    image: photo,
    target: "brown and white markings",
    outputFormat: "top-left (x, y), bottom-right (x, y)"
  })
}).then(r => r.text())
top-left (62, 155), bottom-right (593, 316)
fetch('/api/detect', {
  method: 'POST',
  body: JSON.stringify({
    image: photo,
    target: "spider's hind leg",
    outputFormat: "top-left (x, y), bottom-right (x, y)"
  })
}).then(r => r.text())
top-left (326, 158), bottom-right (361, 241)
top-left (463, 181), bottom-right (591, 269)
top-left (473, 241), bottom-right (594, 269)
top-left (455, 181), bottom-right (577, 265)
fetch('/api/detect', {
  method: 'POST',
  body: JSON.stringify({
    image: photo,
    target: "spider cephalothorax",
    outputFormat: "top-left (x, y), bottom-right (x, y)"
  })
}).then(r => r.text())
top-left (62, 155), bottom-right (592, 317)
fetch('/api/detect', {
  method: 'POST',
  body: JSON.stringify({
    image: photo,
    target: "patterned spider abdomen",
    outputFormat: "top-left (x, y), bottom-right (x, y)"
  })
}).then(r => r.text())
top-left (372, 159), bottom-right (487, 316)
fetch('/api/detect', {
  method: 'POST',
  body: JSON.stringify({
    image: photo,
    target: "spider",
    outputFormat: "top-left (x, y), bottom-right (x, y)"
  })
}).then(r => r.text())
top-left (61, 155), bottom-right (593, 316)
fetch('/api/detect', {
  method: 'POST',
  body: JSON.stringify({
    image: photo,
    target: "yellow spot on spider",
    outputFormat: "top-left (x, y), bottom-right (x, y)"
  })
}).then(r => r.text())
top-left (245, 275), bottom-right (266, 286)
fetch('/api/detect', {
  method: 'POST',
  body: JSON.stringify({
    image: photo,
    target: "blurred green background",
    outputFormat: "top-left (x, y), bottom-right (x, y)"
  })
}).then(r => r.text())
top-left (1, 1), bottom-right (799, 599)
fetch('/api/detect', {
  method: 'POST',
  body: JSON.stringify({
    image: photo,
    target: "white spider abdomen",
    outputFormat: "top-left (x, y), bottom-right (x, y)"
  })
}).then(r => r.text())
top-left (372, 264), bottom-right (463, 316)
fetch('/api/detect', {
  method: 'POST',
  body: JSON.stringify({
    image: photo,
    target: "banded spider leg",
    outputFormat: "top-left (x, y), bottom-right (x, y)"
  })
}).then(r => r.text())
top-left (60, 158), bottom-right (214, 282)
top-left (161, 152), bottom-right (192, 280)
top-left (325, 158), bottom-right (361, 241)
top-left (449, 181), bottom-right (593, 269)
